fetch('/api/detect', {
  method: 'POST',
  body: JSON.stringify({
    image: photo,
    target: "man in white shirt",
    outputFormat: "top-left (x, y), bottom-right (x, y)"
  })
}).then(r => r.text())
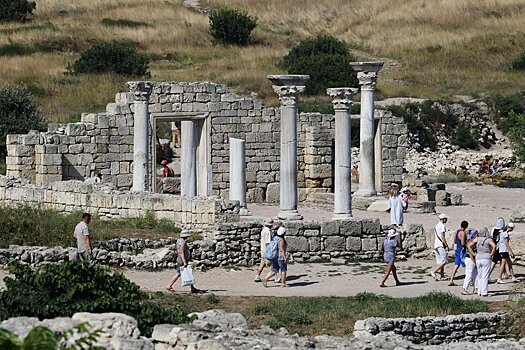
top-left (255, 218), bottom-right (273, 282)
top-left (74, 213), bottom-right (93, 261)
top-left (431, 213), bottom-right (450, 281)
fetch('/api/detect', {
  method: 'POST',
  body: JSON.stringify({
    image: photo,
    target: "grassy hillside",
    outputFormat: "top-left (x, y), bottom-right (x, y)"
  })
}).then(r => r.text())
top-left (1, 0), bottom-right (525, 123)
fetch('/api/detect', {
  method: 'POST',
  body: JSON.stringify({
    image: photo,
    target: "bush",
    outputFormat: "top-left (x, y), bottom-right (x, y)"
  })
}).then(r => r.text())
top-left (511, 52), bottom-right (525, 71)
top-left (0, 85), bottom-right (45, 159)
top-left (0, 43), bottom-right (32, 57)
top-left (451, 123), bottom-right (480, 150)
top-left (208, 8), bottom-right (257, 46)
top-left (100, 18), bottom-right (150, 28)
top-left (68, 41), bottom-right (150, 76)
top-left (283, 35), bottom-right (358, 95)
top-left (0, 0), bottom-right (36, 22)
top-left (487, 92), bottom-right (525, 134)
top-left (0, 261), bottom-right (190, 336)
top-left (507, 111), bottom-right (525, 162)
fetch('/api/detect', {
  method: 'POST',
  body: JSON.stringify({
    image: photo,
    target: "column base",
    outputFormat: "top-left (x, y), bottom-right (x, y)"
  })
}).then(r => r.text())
top-left (277, 210), bottom-right (303, 221)
top-left (332, 212), bottom-right (353, 220)
top-left (239, 208), bottom-right (252, 216)
top-left (355, 189), bottom-right (377, 197)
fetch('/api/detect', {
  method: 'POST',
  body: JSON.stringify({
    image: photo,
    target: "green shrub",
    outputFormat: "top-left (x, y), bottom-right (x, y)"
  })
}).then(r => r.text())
top-left (68, 41), bottom-right (150, 76)
top-left (507, 111), bottom-right (525, 162)
top-left (0, 85), bottom-right (45, 159)
top-left (451, 123), bottom-right (480, 150)
top-left (0, 43), bottom-right (32, 56)
top-left (100, 18), bottom-right (150, 28)
top-left (0, 0), bottom-right (36, 22)
top-left (208, 8), bottom-right (257, 46)
top-left (0, 261), bottom-right (190, 336)
top-left (487, 92), bottom-right (525, 134)
top-left (283, 35), bottom-right (358, 95)
top-left (511, 52), bottom-right (525, 71)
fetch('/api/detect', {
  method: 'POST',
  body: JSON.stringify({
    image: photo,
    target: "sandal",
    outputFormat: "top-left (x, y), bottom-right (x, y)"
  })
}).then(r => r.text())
top-left (461, 290), bottom-right (470, 295)
top-left (280, 284), bottom-right (289, 288)
top-left (448, 282), bottom-right (456, 286)
top-left (165, 287), bottom-right (175, 293)
top-left (379, 284), bottom-right (387, 288)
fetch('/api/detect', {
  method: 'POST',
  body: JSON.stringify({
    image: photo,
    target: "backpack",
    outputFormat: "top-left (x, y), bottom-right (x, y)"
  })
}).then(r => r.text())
top-left (265, 237), bottom-right (279, 260)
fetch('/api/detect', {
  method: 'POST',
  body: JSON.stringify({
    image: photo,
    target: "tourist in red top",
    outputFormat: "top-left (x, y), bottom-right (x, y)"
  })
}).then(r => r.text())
top-left (161, 159), bottom-right (174, 177)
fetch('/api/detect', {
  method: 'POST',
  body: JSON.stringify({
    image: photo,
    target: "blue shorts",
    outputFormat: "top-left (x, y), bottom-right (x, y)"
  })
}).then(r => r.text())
top-left (272, 259), bottom-right (287, 273)
top-left (454, 251), bottom-right (466, 267)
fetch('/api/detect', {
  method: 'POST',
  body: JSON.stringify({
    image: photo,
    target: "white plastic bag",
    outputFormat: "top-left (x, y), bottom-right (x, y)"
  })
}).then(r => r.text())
top-left (180, 265), bottom-right (195, 287)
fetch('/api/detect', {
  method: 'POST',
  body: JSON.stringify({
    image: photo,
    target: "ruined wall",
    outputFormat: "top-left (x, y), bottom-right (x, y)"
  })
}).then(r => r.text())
top-left (0, 176), bottom-right (238, 227)
top-left (5, 81), bottom-right (408, 201)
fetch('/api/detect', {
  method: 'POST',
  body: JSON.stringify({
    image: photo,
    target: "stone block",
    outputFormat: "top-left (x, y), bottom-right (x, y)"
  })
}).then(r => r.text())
top-left (7, 145), bottom-right (33, 157)
top-left (40, 154), bottom-right (62, 166)
top-left (429, 183), bottom-right (446, 191)
top-left (346, 236), bottom-right (361, 251)
top-left (339, 219), bottom-right (362, 236)
top-left (435, 190), bottom-right (450, 206)
top-left (66, 123), bottom-right (86, 136)
top-left (321, 220), bottom-right (339, 236)
top-left (450, 193), bottom-right (463, 205)
top-left (324, 236), bottom-right (345, 251)
top-left (264, 182), bottom-right (279, 203)
top-left (361, 238), bottom-right (377, 251)
top-left (308, 237), bottom-right (321, 251)
top-left (361, 218), bottom-right (381, 235)
top-left (287, 236), bottom-right (309, 253)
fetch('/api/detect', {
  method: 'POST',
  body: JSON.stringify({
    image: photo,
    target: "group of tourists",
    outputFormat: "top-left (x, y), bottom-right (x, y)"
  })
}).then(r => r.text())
top-left (431, 213), bottom-right (517, 297)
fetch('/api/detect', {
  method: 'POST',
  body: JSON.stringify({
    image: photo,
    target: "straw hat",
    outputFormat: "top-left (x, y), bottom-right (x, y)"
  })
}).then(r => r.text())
top-left (264, 218), bottom-right (273, 226)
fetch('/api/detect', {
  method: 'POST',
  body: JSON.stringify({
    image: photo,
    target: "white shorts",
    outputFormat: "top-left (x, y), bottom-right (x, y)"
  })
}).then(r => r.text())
top-left (434, 247), bottom-right (448, 265)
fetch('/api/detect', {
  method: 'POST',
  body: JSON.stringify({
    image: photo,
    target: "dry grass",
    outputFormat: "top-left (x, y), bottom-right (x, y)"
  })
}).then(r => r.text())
top-left (1, 0), bottom-right (525, 122)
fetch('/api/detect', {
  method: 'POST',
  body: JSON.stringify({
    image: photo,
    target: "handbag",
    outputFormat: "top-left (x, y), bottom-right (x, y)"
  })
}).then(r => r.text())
top-left (180, 265), bottom-right (195, 287)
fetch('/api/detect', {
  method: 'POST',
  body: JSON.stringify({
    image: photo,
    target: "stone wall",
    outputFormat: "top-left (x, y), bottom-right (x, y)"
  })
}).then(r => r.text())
top-left (2, 311), bottom-right (521, 350)
top-left (0, 176), bottom-right (238, 227)
top-left (5, 81), bottom-right (408, 202)
top-left (379, 109), bottom-right (408, 190)
top-left (190, 219), bottom-right (426, 267)
top-left (354, 312), bottom-right (508, 345)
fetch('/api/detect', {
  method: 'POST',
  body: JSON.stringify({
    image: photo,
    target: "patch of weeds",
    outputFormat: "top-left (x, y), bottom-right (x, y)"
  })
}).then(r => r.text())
top-left (0, 43), bottom-right (33, 56)
top-left (431, 172), bottom-right (477, 183)
top-left (0, 162), bottom-right (5, 175)
top-left (100, 18), bottom-right (151, 28)
top-left (252, 304), bottom-right (271, 315)
top-left (207, 293), bottom-right (219, 305)
top-left (0, 22), bottom-right (55, 35)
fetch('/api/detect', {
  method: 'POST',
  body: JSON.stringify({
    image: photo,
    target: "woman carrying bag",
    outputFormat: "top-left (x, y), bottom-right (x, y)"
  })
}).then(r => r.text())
top-left (166, 229), bottom-right (206, 294)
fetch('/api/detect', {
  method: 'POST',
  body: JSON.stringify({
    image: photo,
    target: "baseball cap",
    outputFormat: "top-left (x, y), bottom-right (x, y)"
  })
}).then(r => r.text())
top-left (439, 213), bottom-right (448, 220)
top-left (277, 227), bottom-right (287, 236)
top-left (180, 229), bottom-right (190, 238)
top-left (507, 222), bottom-right (515, 228)
top-left (161, 159), bottom-right (168, 165)
top-left (387, 229), bottom-right (399, 238)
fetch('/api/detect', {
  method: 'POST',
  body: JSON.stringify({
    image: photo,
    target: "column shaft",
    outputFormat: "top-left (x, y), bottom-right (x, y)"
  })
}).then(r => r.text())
top-left (358, 87), bottom-right (376, 196)
top-left (181, 120), bottom-right (197, 197)
top-left (334, 108), bottom-right (352, 217)
top-left (280, 102), bottom-right (299, 215)
top-left (229, 138), bottom-right (250, 215)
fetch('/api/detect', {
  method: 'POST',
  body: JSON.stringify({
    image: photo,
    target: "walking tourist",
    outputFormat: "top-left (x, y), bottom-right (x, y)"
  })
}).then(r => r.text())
top-left (401, 187), bottom-right (411, 212)
top-left (497, 222), bottom-right (517, 283)
top-left (469, 227), bottom-right (496, 297)
top-left (166, 229), bottom-right (205, 294)
top-left (462, 229), bottom-right (479, 295)
top-left (255, 218), bottom-right (273, 282)
top-left (73, 213), bottom-right (93, 261)
top-left (387, 183), bottom-right (404, 226)
top-left (448, 221), bottom-right (468, 286)
top-left (262, 226), bottom-right (288, 288)
top-left (380, 229), bottom-right (403, 287)
top-left (431, 213), bottom-right (449, 281)
top-left (490, 217), bottom-right (505, 278)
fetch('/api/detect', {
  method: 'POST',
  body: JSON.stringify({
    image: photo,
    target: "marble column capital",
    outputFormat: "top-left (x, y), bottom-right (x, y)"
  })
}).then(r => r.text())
top-left (272, 85), bottom-right (306, 107)
top-left (127, 81), bottom-right (153, 101)
top-left (327, 88), bottom-right (359, 111)
top-left (357, 72), bottom-right (379, 90)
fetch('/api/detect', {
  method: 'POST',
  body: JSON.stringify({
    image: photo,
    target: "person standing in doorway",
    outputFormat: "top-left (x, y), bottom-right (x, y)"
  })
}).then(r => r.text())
top-left (431, 213), bottom-right (449, 281)
top-left (387, 184), bottom-right (404, 227)
top-left (161, 159), bottom-right (174, 178)
top-left (171, 121), bottom-right (181, 148)
top-left (448, 220), bottom-right (468, 286)
top-left (74, 213), bottom-right (93, 261)
top-left (380, 229), bottom-right (403, 287)
top-left (255, 218), bottom-right (273, 282)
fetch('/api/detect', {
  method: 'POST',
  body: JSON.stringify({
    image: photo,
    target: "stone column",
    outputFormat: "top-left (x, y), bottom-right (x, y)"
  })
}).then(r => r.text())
top-left (327, 87), bottom-right (359, 219)
top-left (229, 138), bottom-right (250, 216)
top-left (128, 81), bottom-right (152, 192)
top-left (268, 74), bottom-right (309, 220)
top-left (181, 120), bottom-right (198, 197)
top-left (350, 62), bottom-right (384, 197)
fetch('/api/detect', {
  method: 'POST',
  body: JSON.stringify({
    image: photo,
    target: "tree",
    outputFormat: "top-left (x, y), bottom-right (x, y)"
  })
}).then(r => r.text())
top-left (208, 8), bottom-right (257, 46)
top-left (0, 0), bottom-right (36, 22)
top-left (283, 35), bottom-right (358, 95)
top-left (0, 85), bottom-right (45, 158)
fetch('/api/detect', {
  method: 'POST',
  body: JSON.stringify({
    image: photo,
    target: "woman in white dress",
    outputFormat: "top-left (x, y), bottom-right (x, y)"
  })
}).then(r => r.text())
top-left (388, 184), bottom-right (404, 226)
